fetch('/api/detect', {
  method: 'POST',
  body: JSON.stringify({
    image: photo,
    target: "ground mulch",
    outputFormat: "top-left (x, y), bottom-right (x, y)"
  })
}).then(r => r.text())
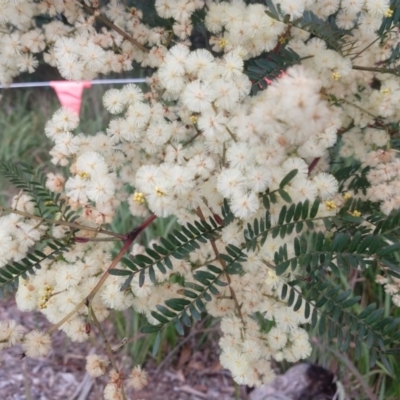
top-left (0, 296), bottom-right (248, 400)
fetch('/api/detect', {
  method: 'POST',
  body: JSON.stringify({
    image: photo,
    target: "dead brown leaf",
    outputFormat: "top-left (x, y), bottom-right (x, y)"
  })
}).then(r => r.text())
top-left (176, 369), bottom-right (186, 382)
top-left (176, 344), bottom-right (192, 370)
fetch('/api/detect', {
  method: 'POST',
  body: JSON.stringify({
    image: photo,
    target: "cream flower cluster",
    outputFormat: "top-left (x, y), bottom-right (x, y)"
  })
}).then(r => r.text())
top-left (215, 260), bottom-right (313, 385)
top-left (364, 150), bottom-right (400, 215)
top-left (266, 0), bottom-right (390, 22)
top-left (376, 274), bottom-right (400, 307)
top-left (0, 0), bottom-right (168, 84)
top-left (0, 319), bottom-right (52, 359)
top-left (204, 2), bottom-right (286, 56)
top-left (130, 53), bottom-right (339, 222)
top-left (0, 194), bottom-right (43, 268)
top-left (219, 316), bottom-right (311, 385)
top-left (15, 236), bottom-right (137, 342)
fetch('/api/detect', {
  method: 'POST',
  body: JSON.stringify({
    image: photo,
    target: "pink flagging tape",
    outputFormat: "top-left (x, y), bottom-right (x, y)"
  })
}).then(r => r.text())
top-left (1, 78), bottom-right (147, 115)
top-left (50, 81), bottom-right (92, 114)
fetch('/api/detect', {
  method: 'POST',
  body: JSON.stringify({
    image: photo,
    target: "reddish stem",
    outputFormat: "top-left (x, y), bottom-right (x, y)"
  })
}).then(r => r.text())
top-left (75, 237), bottom-right (90, 243)
top-left (74, 214), bottom-right (157, 243)
top-left (85, 213), bottom-right (157, 302)
top-left (308, 157), bottom-right (320, 174)
top-left (127, 214), bottom-right (157, 242)
top-left (213, 214), bottom-right (223, 226)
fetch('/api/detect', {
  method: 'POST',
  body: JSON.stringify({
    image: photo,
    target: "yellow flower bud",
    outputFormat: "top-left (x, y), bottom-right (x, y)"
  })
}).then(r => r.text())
top-left (385, 9), bottom-right (393, 18)
top-left (78, 171), bottom-right (90, 180)
top-left (218, 38), bottom-right (228, 48)
top-left (155, 187), bottom-right (165, 197)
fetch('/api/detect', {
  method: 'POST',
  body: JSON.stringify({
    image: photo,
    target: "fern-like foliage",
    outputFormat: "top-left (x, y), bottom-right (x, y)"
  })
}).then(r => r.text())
top-left (296, 11), bottom-right (348, 52)
top-left (368, 209), bottom-right (400, 238)
top-left (378, 0), bottom-right (400, 36)
top-left (110, 206), bottom-right (247, 337)
top-left (282, 276), bottom-right (400, 375)
top-left (109, 163), bottom-right (400, 367)
top-left (245, 198), bottom-right (325, 253)
top-left (248, 181), bottom-right (400, 367)
top-left (333, 162), bottom-right (370, 195)
top-left (110, 214), bottom-right (226, 286)
top-left (274, 229), bottom-right (400, 277)
top-left (0, 239), bottom-right (73, 296)
top-left (134, 170), bottom-right (326, 336)
top-left (245, 48), bottom-right (303, 94)
top-left (262, 169), bottom-right (299, 208)
top-left (0, 162), bottom-right (83, 296)
top-left (141, 246), bottom-right (245, 336)
top-left (264, 0), bottom-right (349, 53)
top-left (0, 162), bottom-right (79, 222)
top-left (142, 264), bottom-right (228, 335)
top-left (274, 222), bottom-right (400, 373)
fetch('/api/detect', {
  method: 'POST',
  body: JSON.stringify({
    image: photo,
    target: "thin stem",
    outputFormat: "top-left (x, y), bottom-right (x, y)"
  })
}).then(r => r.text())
top-left (22, 358), bottom-right (32, 400)
top-left (89, 305), bottom-right (127, 400)
top-left (308, 157), bottom-right (320, 175)
top-left (86, 214), bottom-right (156, 304)
top-left (89, 307), bottom-right (119, 371)
top-left (271, 24), bottom-right (292, 53)
top-left (165, 31), bottom-right (174, 48)
top-left (337, 123), bottom-right (354, 136)
top-left (154, 327), bottom-right (218, 375)
top-left (352, 65), bottom-right (400, 76)
top-left (74, 236), bottom-right (121, 242)
top-left (350, 28), bottom-right (397, 61)
top-left (1, 207), bottom-right (126, 240)
top-left (80, 1), bottom-right (149, 53)
top-left (225, 127), bottom-right (238, 143)
top-left (350, 37), bottom-right (381, 61)
top-left (112, 333), bottom-right (146, 352)
top-left (183, 130), bottom-right (201, 147)
top-left (195, 206), bottom-right (244, 325)
top-left (47, 214), bottom-right (157, 335)
top-left (340, 98), bottom-right (378, 119)
top-left (47, 239), bottom-right (131, 334)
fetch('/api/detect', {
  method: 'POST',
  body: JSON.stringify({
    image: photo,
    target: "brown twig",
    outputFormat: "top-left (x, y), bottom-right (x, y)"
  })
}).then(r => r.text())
top-left (225, 126), bottom-right (238, 143)
top-left (352, 65), bottom-right (400, 76)
top-left (74, 236), bottom-right (121, 242)
top-left (350, 37), bottom-right (381, 61)
top-left (89, 305), bottom-right (127, 400)
top-left (182, 130), bottom-right (201, 147)
top-left (47, 214), bottom-right (157, 334)
top-left (86, 214), bottom-right (157, 303)
top-left (80, 1), bottom-right (149, 53)
top-left (195, 206), bottom-right (244, 325)
top-left (154, 327), bottom-right (219, 375)
top-left (308, 157), bottom-right (320, 175)
top-left (89, 306), bottom-right (119, 371)
top-left (0, 207), bottom-right (126, 240)
top-left (340, 98), bottom-right (378, 119)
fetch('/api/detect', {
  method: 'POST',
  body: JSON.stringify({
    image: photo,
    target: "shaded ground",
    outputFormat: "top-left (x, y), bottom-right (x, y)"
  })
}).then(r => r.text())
top-left (0, 297), bottom-right (247, 400)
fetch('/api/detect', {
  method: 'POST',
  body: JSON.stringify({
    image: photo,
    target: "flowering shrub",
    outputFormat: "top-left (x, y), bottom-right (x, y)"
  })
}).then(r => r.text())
top-left (1, 0), bottom-right (400, 398)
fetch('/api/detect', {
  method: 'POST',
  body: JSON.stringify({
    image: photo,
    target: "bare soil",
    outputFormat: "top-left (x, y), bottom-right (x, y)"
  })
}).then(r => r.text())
top-left (0, 296), bottom-right (247, 400)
